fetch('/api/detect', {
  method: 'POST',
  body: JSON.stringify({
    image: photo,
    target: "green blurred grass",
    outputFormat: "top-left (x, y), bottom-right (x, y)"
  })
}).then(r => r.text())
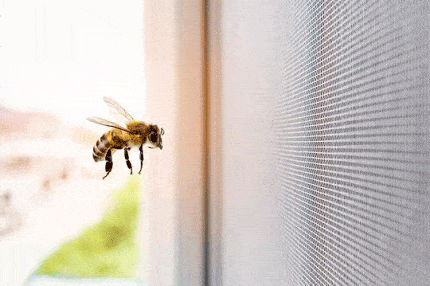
top-left (35, 176), bottom-right (140, 277)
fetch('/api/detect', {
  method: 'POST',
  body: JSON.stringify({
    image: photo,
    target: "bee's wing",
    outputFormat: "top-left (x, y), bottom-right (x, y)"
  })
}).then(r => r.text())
top-left (87, 116), bottom-right (132, 133)
top-left (103, 97), bottom-right (135, 122)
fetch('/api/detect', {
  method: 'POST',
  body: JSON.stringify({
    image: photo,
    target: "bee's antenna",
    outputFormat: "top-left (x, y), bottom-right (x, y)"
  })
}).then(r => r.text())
top-left (161, 128), bottom-right (165, 135)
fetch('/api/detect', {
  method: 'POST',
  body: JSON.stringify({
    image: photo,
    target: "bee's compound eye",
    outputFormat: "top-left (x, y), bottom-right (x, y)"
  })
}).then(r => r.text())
top-left (149, 132), bottom-right (158, 143)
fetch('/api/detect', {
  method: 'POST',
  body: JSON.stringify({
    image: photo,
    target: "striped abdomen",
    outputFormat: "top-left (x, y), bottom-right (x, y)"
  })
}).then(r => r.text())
top-left (92, 133), bottom-right (111, 162)
top-left (92, 129), bottom-right (128, 162)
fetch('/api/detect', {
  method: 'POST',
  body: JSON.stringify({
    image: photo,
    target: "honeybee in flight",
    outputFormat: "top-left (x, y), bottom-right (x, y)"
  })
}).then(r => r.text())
top-left (87, 97), bottom-right (164, 179)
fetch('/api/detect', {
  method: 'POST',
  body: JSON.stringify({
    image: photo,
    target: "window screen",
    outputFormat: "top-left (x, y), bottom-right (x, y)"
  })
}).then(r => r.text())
top-left (272, 0), bottom-right (430, 285)
top-left (208, 0), bottom-right (430, 285)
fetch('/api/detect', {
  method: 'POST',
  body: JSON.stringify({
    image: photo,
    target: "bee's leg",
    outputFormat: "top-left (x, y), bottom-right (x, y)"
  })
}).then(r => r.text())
top-left (124, 148), bottom-right (133, 175)
top-left (103, 149), bottom-right (113, 179)
top-left (138, 145), bottom-right (144, 174)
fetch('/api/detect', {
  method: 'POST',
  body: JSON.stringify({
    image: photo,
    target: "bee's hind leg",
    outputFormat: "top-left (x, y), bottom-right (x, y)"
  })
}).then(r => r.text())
top-left (103, 149), bottom-right (113, 179)
top-left (124, 148), bottom-right (133, 175)
top-left (138, 145), bottom-right (144, 174)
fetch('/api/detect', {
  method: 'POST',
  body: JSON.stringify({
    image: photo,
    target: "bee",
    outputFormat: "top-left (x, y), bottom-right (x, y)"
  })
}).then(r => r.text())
top-left (87, 97), bottom-right (164, 179)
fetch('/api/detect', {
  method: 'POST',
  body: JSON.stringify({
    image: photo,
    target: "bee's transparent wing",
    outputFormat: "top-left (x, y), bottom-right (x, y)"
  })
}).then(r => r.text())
top-left (87, 116), bottom-right (132, 133)
top-left (103, 97), bottom-right (135, 122)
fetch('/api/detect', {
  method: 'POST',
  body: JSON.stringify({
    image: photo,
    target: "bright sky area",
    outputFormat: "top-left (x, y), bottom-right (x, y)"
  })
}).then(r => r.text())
top-left (0, 1), bottom-right (146, 125)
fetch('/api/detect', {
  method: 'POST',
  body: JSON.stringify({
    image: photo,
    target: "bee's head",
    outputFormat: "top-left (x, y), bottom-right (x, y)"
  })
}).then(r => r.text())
top-left (147, 125), bottom-right (164, 150)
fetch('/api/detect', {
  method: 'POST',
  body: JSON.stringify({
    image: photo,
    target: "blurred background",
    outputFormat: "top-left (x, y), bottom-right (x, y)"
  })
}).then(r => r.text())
top-left (0, 1), bottom-right (148, 285)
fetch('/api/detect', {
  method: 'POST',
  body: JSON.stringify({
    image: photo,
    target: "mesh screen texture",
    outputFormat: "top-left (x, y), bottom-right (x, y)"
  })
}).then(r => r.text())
top-left (273, 0), bottom-right (430, 285)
